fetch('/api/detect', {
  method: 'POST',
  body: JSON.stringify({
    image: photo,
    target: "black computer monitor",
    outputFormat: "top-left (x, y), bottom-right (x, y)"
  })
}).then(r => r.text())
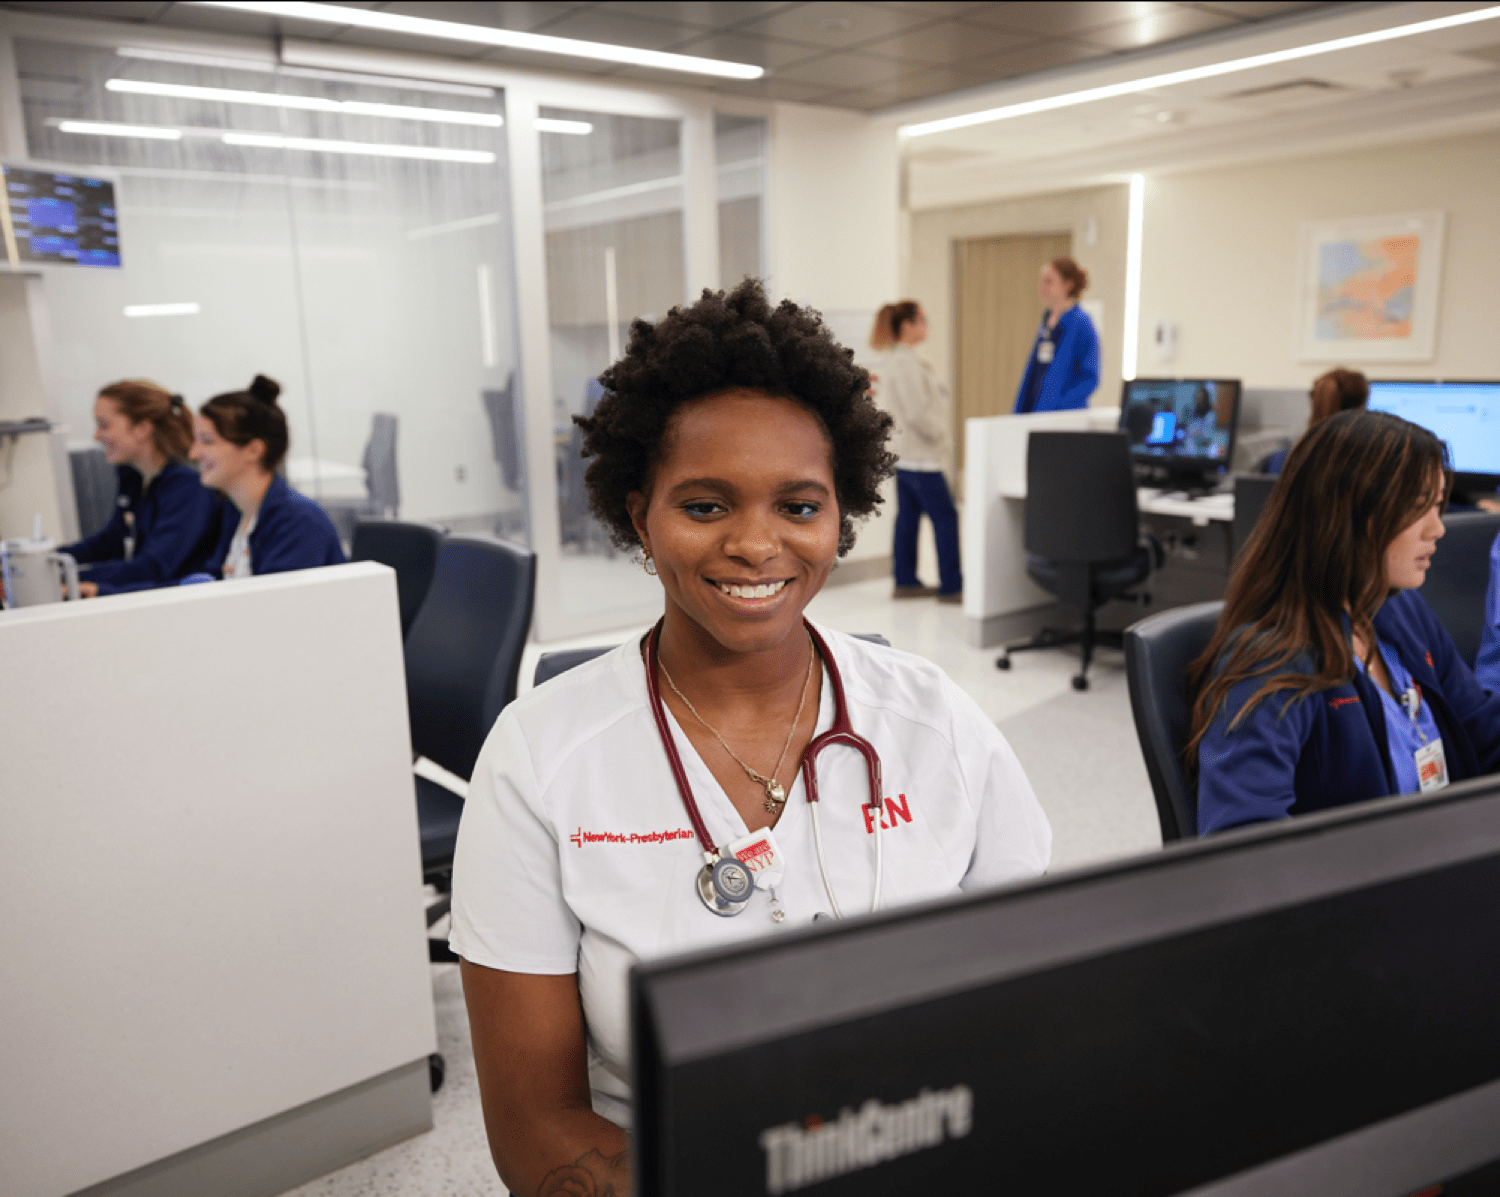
top-left (631, 778), bottom-right (1500, 1196)
top-left (1367, 380), bottom-right (1500, 488)
top-left (1, 164), bottom-right (121, 268)
top-left (1119, 377), bottom-right (1241, 489)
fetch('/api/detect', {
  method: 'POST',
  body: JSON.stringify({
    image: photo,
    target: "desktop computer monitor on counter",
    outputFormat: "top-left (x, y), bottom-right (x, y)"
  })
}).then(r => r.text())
top-left (630, 777), bottom-right (1500, 1197)
top-left (1368, 380), bottom-right (1500, 488)
top-left (1120, 377), bottom-right (1241, 491)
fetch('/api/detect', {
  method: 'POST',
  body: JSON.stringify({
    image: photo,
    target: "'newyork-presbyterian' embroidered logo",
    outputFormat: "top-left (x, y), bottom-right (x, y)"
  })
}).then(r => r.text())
top-left (570, 827), bottom-right (694, 847)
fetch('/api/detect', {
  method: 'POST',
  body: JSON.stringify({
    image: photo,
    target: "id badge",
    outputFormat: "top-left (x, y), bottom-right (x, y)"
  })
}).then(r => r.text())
top-left (726, 826), bottom-right (785, 890)
top-left (1036, 339), bottom-right (1055, 364)
top-left (1415, 738), bottom-right (1449, 793)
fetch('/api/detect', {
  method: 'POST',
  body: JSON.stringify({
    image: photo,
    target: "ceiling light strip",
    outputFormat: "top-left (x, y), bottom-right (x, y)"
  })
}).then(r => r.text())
top-left (1122, 175), bottom-right (1145, 383)
top-left (221, 132), bottom-right (496, 163)
top-left (105, 78), bottom-right (503, 127)
top-left (901, 4), bottom-right (1500, 138)
top-left (124, 303), bottom-right (201, 317)
top-left (58, 120), bottom-right (183, 140)
top-left (534, 118), bottom-right (592, 135)
top-left (188, 0), bottom-right (764, 80)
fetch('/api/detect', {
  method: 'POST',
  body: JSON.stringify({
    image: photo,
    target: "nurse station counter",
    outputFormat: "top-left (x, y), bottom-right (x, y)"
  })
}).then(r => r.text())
top-left (0, 564), bottom-right (436, 1197)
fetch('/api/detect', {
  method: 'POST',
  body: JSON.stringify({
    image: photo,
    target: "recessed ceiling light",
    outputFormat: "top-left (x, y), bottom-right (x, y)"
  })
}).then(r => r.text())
top-left (221, 131), bottom-right (496, 163)
top-left (58, 120), bottom-right (183, 140)
top-left (188, 1), bottom-right (765, 80)
top-left (124, 303), bottom-right (201, 318)
top-left (105, 78), bottom-right (503, 127)
top-left (901, 4), bottom-right (1500, 138)
top-left (534, 118), bottom-right (592, 136)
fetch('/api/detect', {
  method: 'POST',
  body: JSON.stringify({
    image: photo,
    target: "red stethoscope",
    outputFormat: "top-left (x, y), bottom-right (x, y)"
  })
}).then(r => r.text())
top-left (644, 619), bottom-right (885, 920)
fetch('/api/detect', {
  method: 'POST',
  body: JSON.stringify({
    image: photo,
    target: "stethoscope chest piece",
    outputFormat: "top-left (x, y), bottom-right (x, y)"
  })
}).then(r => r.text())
top-left (698, 855), bottom-right (755, 917)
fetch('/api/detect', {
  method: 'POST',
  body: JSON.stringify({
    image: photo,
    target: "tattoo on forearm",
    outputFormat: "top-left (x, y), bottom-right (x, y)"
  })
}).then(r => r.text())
top-left (537, 1147), bottom-right (630, 1197)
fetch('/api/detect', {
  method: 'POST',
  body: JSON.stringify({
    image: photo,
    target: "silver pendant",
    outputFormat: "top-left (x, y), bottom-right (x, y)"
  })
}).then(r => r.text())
top-left (697, 856), bottom-right (755, 917)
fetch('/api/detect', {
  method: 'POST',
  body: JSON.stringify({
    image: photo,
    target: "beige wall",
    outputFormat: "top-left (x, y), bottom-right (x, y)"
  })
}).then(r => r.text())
top-left (906, 183), bottom-right (1131, 416)
top-left (1136, 129), bottom-right (1500, 386)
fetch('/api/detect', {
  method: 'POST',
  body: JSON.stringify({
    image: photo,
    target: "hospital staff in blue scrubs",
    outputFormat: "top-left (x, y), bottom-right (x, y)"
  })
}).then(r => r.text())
top-left (1475, 529), bottom-right (1500, 693)
top-left (1190, 409), bottom-right (1500, 834)
top-left (62, 380), bottom-right (220, 595)
top-left (1012, 257), bottom-right (1100, 414)
top-left (188, 375), bottom-right (344, 580)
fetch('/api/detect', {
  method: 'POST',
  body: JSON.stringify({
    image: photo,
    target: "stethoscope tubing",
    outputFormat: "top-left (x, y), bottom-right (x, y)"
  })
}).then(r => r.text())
top-left (644, 619), bottom-right (886, 916)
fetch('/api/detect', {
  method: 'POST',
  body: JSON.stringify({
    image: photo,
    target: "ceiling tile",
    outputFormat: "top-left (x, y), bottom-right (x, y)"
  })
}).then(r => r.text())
top-left (962, 2), bottom-right (1181, 38)
top-left (857, 20), bottom-right (1043, 68)
top-left (961, 38), bottom-right (1113, 80)
top-left (1185, 1), bottom-right (1332, 17)
top-left (385, 1), bottom-right (587, 29)
top-left (809, 87), bottom-right (902, 111)
top-left (586, 1), bottom-right (792, 29)
top-left (668, 30), bottom-right (829, 71)
top-left (865, 1), bottom-right (1008, 16)
top-left (520, 7), bottom-right (718, 49)
top-left (771, 49), bottom-right (914, 89)
top-left (1075, 6), bottom-right (1240, 50)
top-left (0, 0), bottom-right (170, 18)
top-left (707, 74), bottom-right (850, 104)
top-left (734, 2), bottom-right (937, 50)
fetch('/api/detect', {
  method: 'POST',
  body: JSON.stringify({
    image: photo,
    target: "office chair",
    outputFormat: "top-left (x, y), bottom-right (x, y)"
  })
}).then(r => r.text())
top-left (403, 535), bottom-right (536, 965)
top-left (1230, 474), bottom-right (1277, 563)
top-left (1123, 601), bottom-right (1223, 842)
top-left (1420, 511), bottom-right (1500, 669)
top-left (351, 519), bottom-right (443, 640)
top-left (535, 634), bottom-right (892, 688)
top-left (996, 431), bottom-right (1160, 691)
top-left (69, 445), bottom-right (116, 539)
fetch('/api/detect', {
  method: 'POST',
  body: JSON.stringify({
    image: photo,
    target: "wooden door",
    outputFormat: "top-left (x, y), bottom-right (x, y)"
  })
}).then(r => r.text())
top-left (954, 231), bottom-right (1071, 468)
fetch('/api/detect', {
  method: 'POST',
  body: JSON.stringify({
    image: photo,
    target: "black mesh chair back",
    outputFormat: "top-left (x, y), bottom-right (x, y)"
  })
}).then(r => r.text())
top-left (535, 634), bottom-right (891, 688)
top-left (1123, 601), bottom-right (1224, 841)
top-left (70, 446), bottom-right (117, 539)
top-left (405, 535), bottom-right (536, 782)
top-left (1025, 431), bottom-right (1138, 564)
top-left (1231, 474), bottom-right (1277, 563)
top-left (351, 519), bottom-right (443, 640)
top-left (1421, 511), bottom-right (1500, 669)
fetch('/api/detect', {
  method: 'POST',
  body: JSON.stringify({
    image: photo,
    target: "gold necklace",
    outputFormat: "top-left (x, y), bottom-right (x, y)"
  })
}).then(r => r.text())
top-left (658, 634), bottom-right (817, 813)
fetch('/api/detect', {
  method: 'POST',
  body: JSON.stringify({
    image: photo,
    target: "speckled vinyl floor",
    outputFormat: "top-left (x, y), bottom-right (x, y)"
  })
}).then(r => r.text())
top-left (278, 575), bottom-right (1162, 1195)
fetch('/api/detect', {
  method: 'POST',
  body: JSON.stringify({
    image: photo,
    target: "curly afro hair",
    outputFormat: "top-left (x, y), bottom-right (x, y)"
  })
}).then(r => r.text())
top-left (576, 278), bottom-right (895, 557)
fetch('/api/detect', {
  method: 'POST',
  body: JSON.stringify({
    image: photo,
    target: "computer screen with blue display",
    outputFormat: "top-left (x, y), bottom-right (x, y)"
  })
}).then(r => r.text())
top-left (1, 165), bottom-right (121, 268)
top-left (1119, 377), bottom-right (1240, 486)
top-left (1367, 380), bottom-right (1500, 480)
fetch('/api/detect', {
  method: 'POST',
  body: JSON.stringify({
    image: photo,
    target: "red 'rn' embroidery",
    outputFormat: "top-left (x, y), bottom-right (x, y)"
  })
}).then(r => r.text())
top-left (1329, 696), bottom-right (1361, 710)
top-left (863, 794), bottom-right (913, 834)
top-left (1426, 651), bottom-right (1434, 669)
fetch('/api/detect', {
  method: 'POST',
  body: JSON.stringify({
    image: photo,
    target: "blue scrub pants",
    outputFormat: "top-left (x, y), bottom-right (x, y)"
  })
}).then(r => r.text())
top-left (893, 468), bottom-right (962, 595)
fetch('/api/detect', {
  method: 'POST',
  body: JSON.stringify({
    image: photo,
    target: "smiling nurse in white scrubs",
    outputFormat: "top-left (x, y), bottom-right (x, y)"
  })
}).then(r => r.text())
top-left (449, 279), bottom-right (1052, 1197)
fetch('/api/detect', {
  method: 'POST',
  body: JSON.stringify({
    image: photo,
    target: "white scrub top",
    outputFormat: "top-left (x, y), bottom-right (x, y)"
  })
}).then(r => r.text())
top-left (448, 623), bottom-right (1052, 1129)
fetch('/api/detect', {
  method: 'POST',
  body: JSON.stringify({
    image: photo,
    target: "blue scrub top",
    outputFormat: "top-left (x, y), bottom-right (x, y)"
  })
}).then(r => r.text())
top-left (1474, 529), bottom-right (1500, 692)
top-left (1355, 638), bottom-right (1444, 795)
top-left (1012, 305), bottom-right (1100, 414)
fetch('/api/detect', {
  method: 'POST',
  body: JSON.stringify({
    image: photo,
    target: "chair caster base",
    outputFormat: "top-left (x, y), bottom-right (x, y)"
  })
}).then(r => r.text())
top-left (429, 1053), bottom-right (446, 1093)
top-left (996, 655), bottom-right (1012, 670)
top-left (1072, 674), bottom-right (1090, 691)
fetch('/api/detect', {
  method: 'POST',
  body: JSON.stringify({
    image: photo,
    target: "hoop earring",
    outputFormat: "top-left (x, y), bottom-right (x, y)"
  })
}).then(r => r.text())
top-left (642, 553), bottom-right (658, 577)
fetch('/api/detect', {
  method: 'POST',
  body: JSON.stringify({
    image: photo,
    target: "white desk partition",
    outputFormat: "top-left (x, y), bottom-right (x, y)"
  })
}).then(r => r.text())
top-left (0, 563), bottom-right (436, 1197)
top-left (962, 407), bottom-right (1121, 647)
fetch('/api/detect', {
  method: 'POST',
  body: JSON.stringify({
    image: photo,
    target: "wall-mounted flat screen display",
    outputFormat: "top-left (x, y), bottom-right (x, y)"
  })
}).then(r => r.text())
top-left (1368, 380), bottom-right (1500, 479)
top-left (1, 165), bottom-right (120, 268)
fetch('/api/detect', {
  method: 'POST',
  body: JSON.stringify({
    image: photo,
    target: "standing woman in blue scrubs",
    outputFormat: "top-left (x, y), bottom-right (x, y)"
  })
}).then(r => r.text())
top-left (1188, 409), bottom-right (1500, 834)
top-left (1012, 258), bottom-right (1100, 414)
top-left (190, 375), bottom-right (345, 579)
top-left (63, 380), bottom-right (220, 596)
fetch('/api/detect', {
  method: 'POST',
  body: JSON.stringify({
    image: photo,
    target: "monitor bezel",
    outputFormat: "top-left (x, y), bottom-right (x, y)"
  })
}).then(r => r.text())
top-left (1119, 376), bottom-right (1242, 477)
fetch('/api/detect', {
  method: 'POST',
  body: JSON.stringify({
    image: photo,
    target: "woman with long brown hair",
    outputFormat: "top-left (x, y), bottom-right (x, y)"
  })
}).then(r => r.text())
top-left (1189, 408), bottom-right (1500, 833)
top-left (62, 379), bottom-right (221, 595)
top-left (1261, 366), bottom-right (1368, 474)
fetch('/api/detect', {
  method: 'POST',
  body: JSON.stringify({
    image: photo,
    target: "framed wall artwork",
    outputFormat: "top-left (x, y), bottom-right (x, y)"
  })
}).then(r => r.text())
top-left (1295, 210), bottom-right (1445, 362)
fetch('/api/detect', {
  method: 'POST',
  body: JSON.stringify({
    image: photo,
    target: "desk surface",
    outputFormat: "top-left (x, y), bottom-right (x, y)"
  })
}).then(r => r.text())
top-left (1138, 488), bottom-right (1233, 525)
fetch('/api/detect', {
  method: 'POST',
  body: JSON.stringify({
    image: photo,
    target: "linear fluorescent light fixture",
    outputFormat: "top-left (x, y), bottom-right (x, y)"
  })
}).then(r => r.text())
top-left (58, 120), bottom-right (182, 140)
top-left (1121, 174), bottom-right (1144, 383)
top-left (535, 118), bottom-right (592, 135)
top-left (901, 4), bottom-right (1500, 137)
top-left (221, 131), bottom-right (496, 163)
top-left (124, 303), bottom-right (201, 318)
top-left (189, 1), bottom-right (765, 79)
top-left (105, 78), bottom-right (502, 127)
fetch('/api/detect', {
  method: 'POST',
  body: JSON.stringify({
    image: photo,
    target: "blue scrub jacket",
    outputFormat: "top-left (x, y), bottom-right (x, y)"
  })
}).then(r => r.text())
top-left (204, 474), bottom-right (346, 578)
top-left (1475, 530), bottom-right (1500, 693)
top-left (1012, 305), bottom-right (1101, 414)
top-left (63, 459), bottom-right (222, 594)
top-left (1197, 589), bottom-right (1500, 834)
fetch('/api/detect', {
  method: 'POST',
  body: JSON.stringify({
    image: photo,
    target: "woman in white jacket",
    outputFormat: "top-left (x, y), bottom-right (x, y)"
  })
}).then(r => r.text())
top-left (871, 301), bottom-right (961, 601)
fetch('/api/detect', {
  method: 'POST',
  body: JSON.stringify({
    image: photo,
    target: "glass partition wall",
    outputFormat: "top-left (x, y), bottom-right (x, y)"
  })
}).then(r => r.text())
top-left (14, 38), bottom-right (525, 546)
